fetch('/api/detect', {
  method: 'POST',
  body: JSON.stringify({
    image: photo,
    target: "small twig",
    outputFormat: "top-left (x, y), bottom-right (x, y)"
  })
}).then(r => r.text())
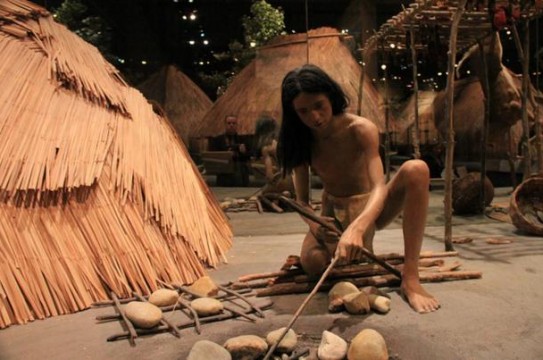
top-left (111, 292), bottom-right (137, 345)
top-left (217, 284), bottom-right (265, 318)
top-left (177, 297), bottom-right (201, 334)
top-left (175, 285), bottom-right (258, 322)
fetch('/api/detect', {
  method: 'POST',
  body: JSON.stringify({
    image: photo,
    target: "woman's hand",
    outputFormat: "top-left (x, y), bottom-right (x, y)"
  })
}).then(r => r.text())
top-left (334, 225), bottom-right (366, 263)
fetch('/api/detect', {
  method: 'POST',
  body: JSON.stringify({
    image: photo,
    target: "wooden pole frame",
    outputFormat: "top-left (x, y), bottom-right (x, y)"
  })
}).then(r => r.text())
top-left (444, 0), bottom-right (468, 251)
top-left (478, 38), bottom-right (490, 212)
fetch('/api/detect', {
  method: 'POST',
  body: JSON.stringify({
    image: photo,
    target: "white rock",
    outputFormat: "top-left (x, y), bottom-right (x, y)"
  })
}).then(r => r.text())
top-left (318, 330), bottom-right (348, 360)
top-left (368, 294), bottom-right (391, 314)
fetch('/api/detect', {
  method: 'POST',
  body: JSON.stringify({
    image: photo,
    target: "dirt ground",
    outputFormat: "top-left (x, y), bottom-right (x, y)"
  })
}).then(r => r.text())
top-left (0, 186), bottom-right (542, 360)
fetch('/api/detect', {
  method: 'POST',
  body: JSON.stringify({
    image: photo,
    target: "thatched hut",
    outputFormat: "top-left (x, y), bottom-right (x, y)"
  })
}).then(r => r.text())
top-left (0, 0), bottom-right (232, 328)
top-left (138, 64), bottom-right (213, 145)
top-left (393, 90), bottom-right (440, 147)
top-left (192, 27), bottom-right (385, 139)
top-left (433, 76), bottom-right (523, 161)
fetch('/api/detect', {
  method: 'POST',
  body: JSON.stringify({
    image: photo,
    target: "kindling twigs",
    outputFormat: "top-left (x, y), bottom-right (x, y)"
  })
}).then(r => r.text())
top-left (217, 284), bottom-right (265, 318)
top-left (177, 297), bottom-right (202, 334)
top-left (106, 298), bottom-right (274, 342)
top-left (275, 195), bottom-right (402, 279)
top-left (262, 257), bottom-right (339, 360)
top-left (111, 292), bottom-right (137, 345)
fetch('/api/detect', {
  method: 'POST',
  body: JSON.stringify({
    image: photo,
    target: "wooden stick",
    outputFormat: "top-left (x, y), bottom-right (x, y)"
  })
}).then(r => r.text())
top-left (275, 195), bottom-right (402, 279)
top-left (217, 284), bottom-right (266, 318)
top-left (107, 298), bottom-right (274, 342)
top-left (262, 257), bottom-right (339, 360)
top-left (111, 292), bottom-right (137, 345)
top-left (256, 270), bottom-right (482, 297)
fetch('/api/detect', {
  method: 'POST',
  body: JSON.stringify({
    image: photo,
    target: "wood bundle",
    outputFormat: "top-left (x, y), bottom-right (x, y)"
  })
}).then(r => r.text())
top-left (227, 251), bottom-right (481, 297)
top-left (193, 26), bottom-right (386, 138)
top-left (0, 0), bottom-right (232, 328)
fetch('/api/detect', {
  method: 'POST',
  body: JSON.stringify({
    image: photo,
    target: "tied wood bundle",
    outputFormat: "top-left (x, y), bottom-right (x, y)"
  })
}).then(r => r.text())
top-left (228, 251), bottom-right (482, 297)
top-left (0, 0), bottom-right (232, 328)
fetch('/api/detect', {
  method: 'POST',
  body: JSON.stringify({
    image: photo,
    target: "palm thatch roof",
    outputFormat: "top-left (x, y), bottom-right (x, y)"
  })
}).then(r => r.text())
top-left (193, 27), bottom-right (386, 138)
top-left (0, 0), bottom-right (232, 328)
top-left (138, 65), bottom-right (212, 145)
top-left (433, 77), bottom-right (523, 161)
top-left (393, 90), bottom-right (440, 146)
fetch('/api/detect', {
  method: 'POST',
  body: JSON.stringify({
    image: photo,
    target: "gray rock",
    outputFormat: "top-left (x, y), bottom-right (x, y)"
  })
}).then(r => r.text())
top-left (187, 340), bottom-right (232, 360)
top-left (223, 335), bottom-right (268, 360)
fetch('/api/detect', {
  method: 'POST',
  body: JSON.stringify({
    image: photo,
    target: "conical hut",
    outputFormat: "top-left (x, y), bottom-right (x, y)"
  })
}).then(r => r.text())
top-left (433, 76), bottom-right (523, 161)
top-left (138, 65), bottom-right (212, 146)
top-left (393, 90), bottom-right (440, 147)
top-left (0, 0), bottom-right (232, 328)
top-left (192, 27), bottom-right (385, 139)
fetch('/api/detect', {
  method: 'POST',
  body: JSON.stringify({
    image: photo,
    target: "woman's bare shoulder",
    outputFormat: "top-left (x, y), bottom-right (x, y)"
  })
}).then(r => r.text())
top-left (346, 114), bottom-right (379, 138)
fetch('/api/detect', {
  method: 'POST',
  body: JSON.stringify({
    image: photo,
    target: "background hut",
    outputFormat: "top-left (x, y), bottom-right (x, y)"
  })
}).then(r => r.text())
top-left (192, 26), bottom-right (386, 140)
top-left (0, 0), bottom-right (232, 328)
top-left (138, 64), bottom-right (213, 147)
top-left (393, 90), bottom-right (440, 148)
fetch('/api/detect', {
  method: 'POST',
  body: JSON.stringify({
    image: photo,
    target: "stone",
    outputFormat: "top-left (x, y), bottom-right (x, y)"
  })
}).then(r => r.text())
top-left (347, 329), bottom-right (388, 360)
top-left (223, 335), bottom-right (268, 360)
top-left (187, 275), bottom-right (219, 297)
top-left (190, 297), bottom-right (224, 316)
top-left (266, 327), bottom-right (297, 353)
top-left (148, 289), bottom-right (179, 307)
top-left (360, 286), bottom-right (390, 299)
top-left (368, 295), bottom-right (391, 314)
top-left (124, 301), bottom-right (162, 329)
top-left (343, 291), bottom-right (370, 315)
top-left (318, 330), bottom-right (348, 360)
top-left (328, 281), bottom-right (359, 312)
top-left (187, 340), bottom-right (232, 360)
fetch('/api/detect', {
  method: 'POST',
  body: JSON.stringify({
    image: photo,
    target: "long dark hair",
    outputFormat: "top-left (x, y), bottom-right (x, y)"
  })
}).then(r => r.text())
top-left (277, 64), bottom-right (349, 176)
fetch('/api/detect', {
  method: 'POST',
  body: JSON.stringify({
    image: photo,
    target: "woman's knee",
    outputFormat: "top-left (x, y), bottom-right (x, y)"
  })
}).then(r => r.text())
top-left (399, 159), bottom-right (430, 187)
top-left (300, 247), bottom-right (330, 277)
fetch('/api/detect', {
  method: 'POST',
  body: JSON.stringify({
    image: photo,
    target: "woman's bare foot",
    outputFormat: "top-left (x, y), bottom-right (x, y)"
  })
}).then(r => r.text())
top-left (400, 280), bottom-right (440, 313)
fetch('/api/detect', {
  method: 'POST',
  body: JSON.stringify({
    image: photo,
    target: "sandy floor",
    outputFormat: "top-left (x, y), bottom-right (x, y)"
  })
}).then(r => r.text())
top-left (0, 186), bottom-right (542, 360)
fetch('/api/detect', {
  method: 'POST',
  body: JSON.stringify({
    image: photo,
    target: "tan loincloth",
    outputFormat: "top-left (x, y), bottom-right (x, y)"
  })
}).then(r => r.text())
top-left (321, 191), bottom-right (375, 252)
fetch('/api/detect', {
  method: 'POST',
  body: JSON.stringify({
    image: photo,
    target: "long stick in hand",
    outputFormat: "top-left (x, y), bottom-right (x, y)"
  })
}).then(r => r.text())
top-left (276, 195), bottom-right (402, 279)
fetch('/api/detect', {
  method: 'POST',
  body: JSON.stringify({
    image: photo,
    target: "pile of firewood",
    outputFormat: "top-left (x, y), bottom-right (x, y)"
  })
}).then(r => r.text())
top-left (227, 251), bottom-right (482, 297)
top-left (220, 193), bottom-right (321, 214)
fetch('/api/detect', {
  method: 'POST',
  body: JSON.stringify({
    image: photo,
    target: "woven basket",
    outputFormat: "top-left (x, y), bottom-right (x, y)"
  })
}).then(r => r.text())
top-left (509, 176), bottom-right (543, 236)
